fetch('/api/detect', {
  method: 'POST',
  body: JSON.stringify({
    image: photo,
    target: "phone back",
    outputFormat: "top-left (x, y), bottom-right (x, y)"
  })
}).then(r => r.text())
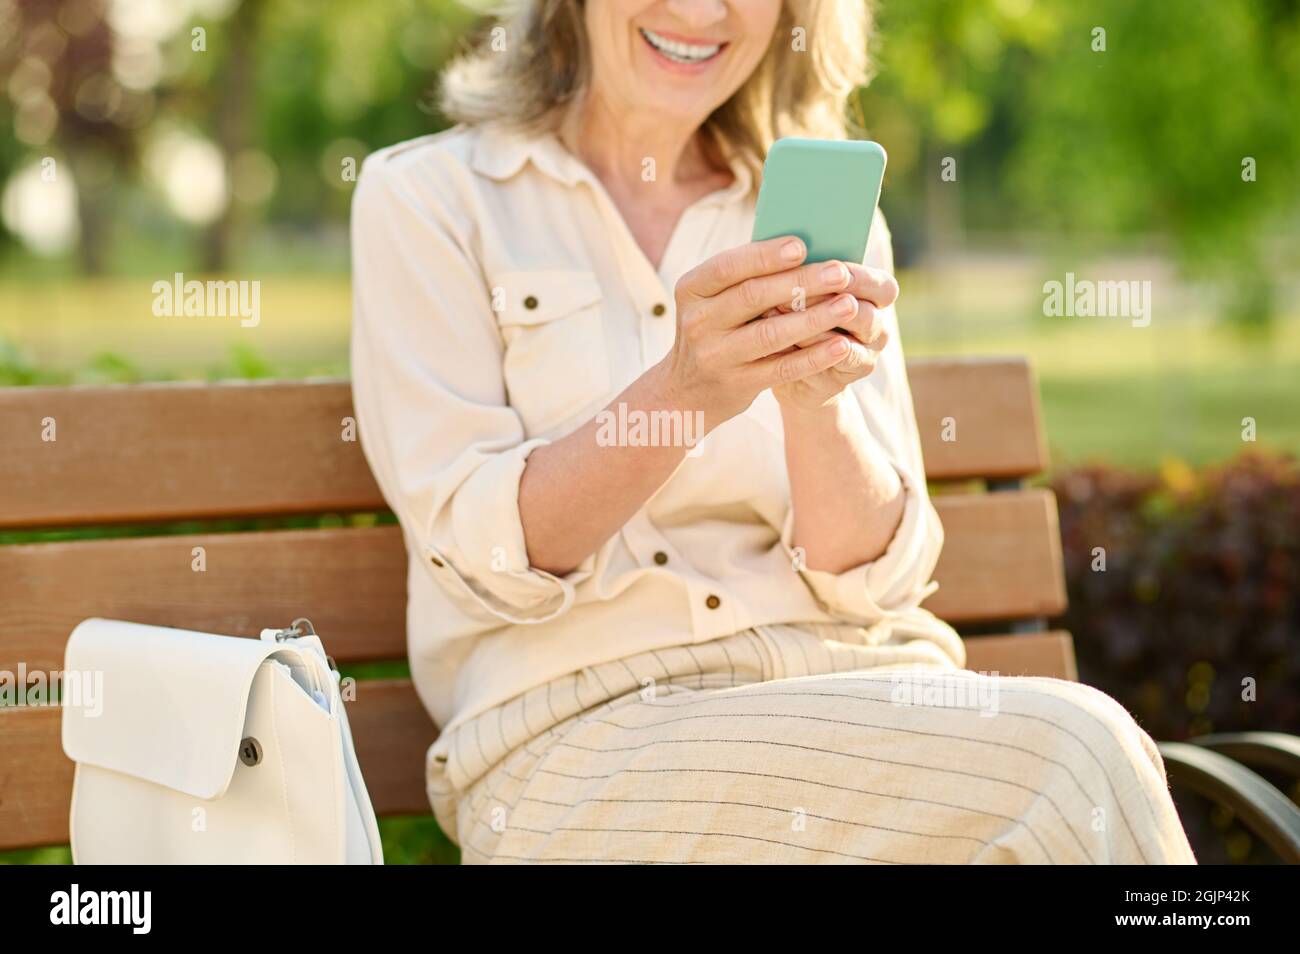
top-left (751, 138), bottom-right (887, 264)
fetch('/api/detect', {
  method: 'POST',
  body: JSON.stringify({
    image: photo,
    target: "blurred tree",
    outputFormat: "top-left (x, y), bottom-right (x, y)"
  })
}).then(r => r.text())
top-left (0, 0), bottom-right (480, 271)
top-left (1, 0), bottom-right (1297, 319)
top-left (863, 0), bottom-right (1300, 328)
top-left (0, 0), bottom-right (139, 273)
top-left (247, 0), bottom-right (477, 229)
top-left (204, 0), bottom-right (265, 271)
top-left (859, 0), bottom-right (1061, 262)
top-left (1011, 0), bottom-right (1300, 329)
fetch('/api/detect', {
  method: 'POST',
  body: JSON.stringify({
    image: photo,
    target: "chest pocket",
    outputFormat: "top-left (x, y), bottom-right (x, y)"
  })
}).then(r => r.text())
top-left (493, 269), bottom-right (611, 438)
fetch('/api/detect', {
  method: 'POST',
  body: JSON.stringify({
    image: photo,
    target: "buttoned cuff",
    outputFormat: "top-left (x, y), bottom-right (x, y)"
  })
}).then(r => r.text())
top-left (424, 438), bottom-right (595, 624)
top-left (779, 461), bottom-right (940, 625)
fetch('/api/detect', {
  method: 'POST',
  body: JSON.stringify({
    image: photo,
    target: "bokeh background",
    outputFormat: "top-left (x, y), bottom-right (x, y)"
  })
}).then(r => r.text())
top-left (2, 0), bottom-right (1297, 863)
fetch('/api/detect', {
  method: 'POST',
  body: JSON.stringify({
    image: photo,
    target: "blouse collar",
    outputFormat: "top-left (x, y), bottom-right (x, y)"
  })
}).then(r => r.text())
top-left (470, 120), bottom-right (754, 204)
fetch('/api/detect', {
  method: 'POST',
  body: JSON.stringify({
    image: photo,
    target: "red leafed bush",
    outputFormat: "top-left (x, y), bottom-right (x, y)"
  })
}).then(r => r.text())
top-left (1052, 452), bottom-right (1300, 742)
top-left (1051, 453), bottom-right (1299, 862)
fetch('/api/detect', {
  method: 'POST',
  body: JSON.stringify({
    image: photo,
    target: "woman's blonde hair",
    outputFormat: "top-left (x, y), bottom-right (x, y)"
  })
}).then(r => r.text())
top-left (439, 0), bottom-right (873, 185)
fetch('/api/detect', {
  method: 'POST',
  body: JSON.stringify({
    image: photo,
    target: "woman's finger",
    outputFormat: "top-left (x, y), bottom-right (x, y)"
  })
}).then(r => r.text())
top-left (677, 236), bottom-right (807, 302)
top-left (843, 262), bottom-right (899, 309)
top-left (790, 305), bottom-right (888, 352)
top-left (829, 339), bottom-right (881, 378)
top-left (767, 292), bottom-right (831, 316)
top-left (705, 259), bottom-right (855, 330)
top-left (836, 302), bottom-right (887, 349)
top-left (750, 328), bottom-right (853, 389)
top-left (733, 292), bottom-right (860, 361)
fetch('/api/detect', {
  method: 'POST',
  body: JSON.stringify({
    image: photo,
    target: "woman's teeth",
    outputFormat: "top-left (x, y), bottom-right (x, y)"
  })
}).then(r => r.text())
top-left (639, 28), bottom-right (723, 64)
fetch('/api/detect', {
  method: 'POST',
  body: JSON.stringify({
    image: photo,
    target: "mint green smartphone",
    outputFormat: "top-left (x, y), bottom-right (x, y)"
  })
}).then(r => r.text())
top-left (751, 137), bottom-right (887, 264)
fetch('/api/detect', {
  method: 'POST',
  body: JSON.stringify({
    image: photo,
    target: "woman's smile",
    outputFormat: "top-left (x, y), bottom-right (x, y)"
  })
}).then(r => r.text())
top-left (637, 26), bottom-right (729, 73)
top-left (577, 0), bottom-right (781, 128)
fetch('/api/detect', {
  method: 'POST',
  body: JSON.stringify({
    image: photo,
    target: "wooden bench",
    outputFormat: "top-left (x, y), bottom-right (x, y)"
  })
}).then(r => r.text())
top-left (3, 357), bottom-right (1295, 860)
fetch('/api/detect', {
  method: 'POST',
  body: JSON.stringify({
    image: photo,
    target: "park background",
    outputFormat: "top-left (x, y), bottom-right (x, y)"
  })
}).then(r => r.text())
top-left (1, 0), bottom-right (1297, 863)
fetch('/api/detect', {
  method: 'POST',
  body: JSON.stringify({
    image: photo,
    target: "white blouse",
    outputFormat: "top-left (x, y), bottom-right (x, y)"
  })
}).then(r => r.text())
top-left (349, 122), bottom-right (964, 747)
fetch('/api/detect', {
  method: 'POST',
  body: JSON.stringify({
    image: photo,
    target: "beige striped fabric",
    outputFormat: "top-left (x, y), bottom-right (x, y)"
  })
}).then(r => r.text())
top-left (426, 624), bottom-right (1196, 864)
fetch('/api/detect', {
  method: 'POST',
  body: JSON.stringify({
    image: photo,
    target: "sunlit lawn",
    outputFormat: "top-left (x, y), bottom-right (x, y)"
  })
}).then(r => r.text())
top-left (907, 321), bottom-right (1300, 467)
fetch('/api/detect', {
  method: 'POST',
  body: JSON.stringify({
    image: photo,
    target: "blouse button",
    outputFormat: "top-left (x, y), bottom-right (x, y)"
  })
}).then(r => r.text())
top-left (430, 556), bottom-right (445, 568)
top-left (651, 302), bottom-right (667, 317)
top-left (705, 594), bottom-right (721, 610)
top-left (653, 551), bottom-right (668, 565)
top-left (523, 295), bottom-right (539, 310)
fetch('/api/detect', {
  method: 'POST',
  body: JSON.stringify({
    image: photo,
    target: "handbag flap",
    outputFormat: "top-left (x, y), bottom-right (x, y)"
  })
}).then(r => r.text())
top-left (61, 618), bottom-right (286, 800)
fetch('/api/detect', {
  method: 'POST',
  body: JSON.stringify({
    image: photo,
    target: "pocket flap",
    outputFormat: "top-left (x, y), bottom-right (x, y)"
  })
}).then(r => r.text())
top-left (61, 618), bottom-right (292, 800)
top-left (493, 269), bottom-right (603, 326)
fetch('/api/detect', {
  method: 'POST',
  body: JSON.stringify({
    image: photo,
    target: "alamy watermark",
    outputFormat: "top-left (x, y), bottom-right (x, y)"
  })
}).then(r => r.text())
top-left (152, 273), bottom-right (261, 328)
top-left (890, 670), bottom-right (1001, 717)
top-left (50, 884), bottom-right (150, 934)
top-left (595, 402), bottom-right (705, 448)
top-left (1043, 272), bottom-right (1151, 328)
top-left (1, 665), bottom-right (103, 716)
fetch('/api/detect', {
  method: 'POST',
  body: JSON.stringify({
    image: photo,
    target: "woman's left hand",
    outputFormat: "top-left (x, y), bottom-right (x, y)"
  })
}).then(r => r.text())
top-left (766, 261), bottom-right (898, 413)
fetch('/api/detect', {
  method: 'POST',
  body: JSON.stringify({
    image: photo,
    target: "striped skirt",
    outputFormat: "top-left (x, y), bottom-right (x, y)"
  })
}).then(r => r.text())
top-left (425, 623), bottom-right (1195, 864)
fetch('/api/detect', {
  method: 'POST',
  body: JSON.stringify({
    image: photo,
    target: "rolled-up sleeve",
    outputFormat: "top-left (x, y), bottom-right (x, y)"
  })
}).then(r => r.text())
top-left (778, 210), bottom-right (945, 624)
top-left (349, 151), bottom-right (592, 625)
top-left (779, 465), bottom-right (941, 623)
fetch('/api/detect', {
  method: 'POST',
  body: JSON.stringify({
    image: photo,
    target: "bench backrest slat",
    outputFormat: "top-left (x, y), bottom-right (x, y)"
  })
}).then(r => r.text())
top-left (908, 357), bottom-right (1048, 480)
top-left (0, 360), bottom-right (1048, 529)
top-left (0, 491), bottom-right (1065, 679)
top-left (1, 380), bottom-right (382, 528)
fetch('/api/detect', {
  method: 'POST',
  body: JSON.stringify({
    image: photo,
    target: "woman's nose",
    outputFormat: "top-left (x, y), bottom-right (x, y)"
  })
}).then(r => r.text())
top-left (663, 0), bottom-right (728, 30)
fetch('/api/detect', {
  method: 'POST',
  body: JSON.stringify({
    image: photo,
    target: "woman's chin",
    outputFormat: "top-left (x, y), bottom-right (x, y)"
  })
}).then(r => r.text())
top-left (628, 67), bottom-right (730, 126)
top-left (629, 94), bottom-right (718, 128)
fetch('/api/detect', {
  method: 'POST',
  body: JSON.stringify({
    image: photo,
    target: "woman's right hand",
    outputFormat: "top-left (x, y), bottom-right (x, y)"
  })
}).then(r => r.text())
top-left (655, 236), bottom-right (865, 428)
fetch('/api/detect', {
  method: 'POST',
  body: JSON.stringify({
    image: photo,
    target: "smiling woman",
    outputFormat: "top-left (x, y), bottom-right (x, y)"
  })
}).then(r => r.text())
top-left (348, 0), bottom-right (1197, 865)
top-left (438, 0), bottom-right (868, 185)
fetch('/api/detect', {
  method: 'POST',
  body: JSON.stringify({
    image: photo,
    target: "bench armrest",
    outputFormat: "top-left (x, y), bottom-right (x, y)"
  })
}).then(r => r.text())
top-left (1187, 732), bottom-right (1300, 780)
top-left (1159, 741), bottom-right (1300, 864)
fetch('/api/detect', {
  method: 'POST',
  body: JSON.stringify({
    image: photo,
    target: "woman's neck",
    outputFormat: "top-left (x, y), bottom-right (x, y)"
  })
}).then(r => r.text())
top-left (557, 95), bottom-right (734, 271)
top-left (560, 94), bottom-right (725, 194)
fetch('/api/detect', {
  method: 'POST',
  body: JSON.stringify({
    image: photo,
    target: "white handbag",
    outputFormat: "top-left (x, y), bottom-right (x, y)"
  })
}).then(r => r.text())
top-left (61, 617), bottom-right (384, 865)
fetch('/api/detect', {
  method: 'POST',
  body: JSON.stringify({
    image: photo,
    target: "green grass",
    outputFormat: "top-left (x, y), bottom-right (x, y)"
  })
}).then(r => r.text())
top-left (906, 318), bottom-right (1300, 467)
